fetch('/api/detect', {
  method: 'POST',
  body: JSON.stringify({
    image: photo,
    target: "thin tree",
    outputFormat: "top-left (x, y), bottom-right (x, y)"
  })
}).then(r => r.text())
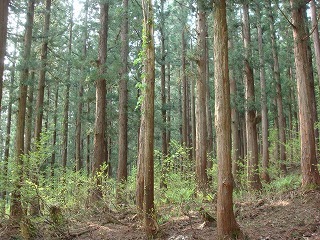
top-left (0, 0), bottom-right (10, 112)
top-left (92, 1), bottom-right (109, 201)
top-left (10, 0), bottom-right (35, 221)
top-left (76, 0), bottom-right (89, 171)
top-left (117, 0), bottom-right (129, 198)
top-left (257, 4), bottom-right (270, 182)
top-left (62, 2), bottom-right (73, 170)
top-left (141, 0), bottom-right (156, 236)
top-left (311, 0), bottom-right (320, 90)
top-left (214, 0), bottom-right (242, 238)
top-left (290, 0), bottom-right (320, 187)
top-left (242, 2), bottom-right (262, 190)
top-left (268, 0), bottom-right (287, 174)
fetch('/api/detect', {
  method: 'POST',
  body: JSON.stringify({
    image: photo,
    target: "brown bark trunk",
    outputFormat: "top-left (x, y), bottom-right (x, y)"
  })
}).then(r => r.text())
top-left (0, 0), bottom-right (10, 112)
top-left (10, 0), bottom-right (35, 221)
top-left (290, 0), bottom-right (320, 187)
top-left (214, 1), bottom-right (242, 238)
top-left (268, 0), bottom-right (287, 175)
top-left (1, 51), bottom-right (15, 214)
top-left (160, 0), bottom-right (168, 189)
top-left (86, 102), bottom-right (91, 176)
top-left (258, 5), bottom-right (270, 183)
top-left (117, 0), bottom-right (129, 189)
top-left (242, 3), bottom-right (262, 190)
top-left (229, 38), bottom-right (241, 180)
top-left (181, 29), bottom-right (188, 148)
top-left (166, 63), bottom-right (171, 149)
top-left (195, 2), bottom-right (208, 191)
top-left (311, 0), bottom-right (320, 91)
top-left (34, 0), bottom-right (51, 142)
top-left (62, 5), bottom-right (73, 170)
top-left (25, 72), bottom-right (35, 154)
top-left (50, 86), bottom-right (59, 177)
top-left (92, 2), bottom-right (109, 201)
top-left (141, 0), bottom-right (156, 236)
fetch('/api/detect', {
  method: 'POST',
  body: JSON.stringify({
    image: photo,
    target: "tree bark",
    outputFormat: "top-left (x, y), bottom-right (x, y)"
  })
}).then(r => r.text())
top-left (0, 0), bottom-right (10, 112)
top-left (195, 1), bottom-right (208, 191)
top-left (141, 0), bottom-right (156, 236)
top-left (242, 2), bottom-right (262, 190)
top-left (62, 3), bottom-right (73, 170)
top-left (160, 0), bottom-right (168, 189)
top-left (310, 0), bottom-right (320, 91)
top-left (268, 0), bottom-right (287, 175)
top-left (10, 0), bottom-right (35, 221)
top-left (258, 4), bottom-right (270, 182)
top-left (229, 38), bottom-right (241, 180)
top-left (290, 0), bottom-right (320, 187)
top-left (214, 0), bottom-right (242, 238)
top-left (117, 0), bottom-right (129, 190)
top-left (92, 1), bottom-right (109, 201)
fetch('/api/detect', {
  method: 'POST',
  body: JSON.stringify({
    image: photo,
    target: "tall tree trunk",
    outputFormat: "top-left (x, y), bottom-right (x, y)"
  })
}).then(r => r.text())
top-left (141, 0), bottom-right (156, 236)
top-left (30, 0), bottom-right (52, 216)
top-left (214, 0), bottom-right (242, 238)
top-left (268, 0), bottom-right (287, 175)
top-left (86, 102), bottom-right (91, 176)
top-left (92, 1), bottom-right (109, 201)
top-left (160, 0), bottom-right (168, 188)
top-left (310, 0), bottom-right (320, 91)
top-left (34, 0), bottom-right (51, 142)
top-left (242, 2), bottom-right (262, 190)
top-left (76, 0), bottom-right (89, 172)
top-left (229, 38), bottom-right (241, 180)
top-left (10, 0), bottom-right (35, 221)
top-left (290, 0), bottom-right (320, 187)
top-left (166, 63), bottom-right (171, 148)
top-left (257, 5), bottom-right (270, 183)
top-left (195, 1), bottom-right (208, 191)
top-left (51, 85), bottom-right (59, 177)
top-left (62, 3), bottom-right (73, 171)
top-left (117, 0), bottom-right (129, 194)
top-left (1, 50), bottom-right (15, 214)
top-left (25, 72), bottom-right (34, 154)
top-left (0, 0), bottom-right (10, 113)
top-left (205, 25), bottom-right (214, 170)
top-left (181, 29), bottom-right (188, 148)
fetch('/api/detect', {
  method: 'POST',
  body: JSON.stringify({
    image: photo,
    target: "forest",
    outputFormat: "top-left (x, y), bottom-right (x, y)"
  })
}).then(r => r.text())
top-left (0, 0), bottom-right (320, 239)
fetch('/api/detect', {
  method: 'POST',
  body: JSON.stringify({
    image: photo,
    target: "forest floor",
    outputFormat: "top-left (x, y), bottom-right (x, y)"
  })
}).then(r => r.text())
top-left (1, 188), bottom-right (320, 239)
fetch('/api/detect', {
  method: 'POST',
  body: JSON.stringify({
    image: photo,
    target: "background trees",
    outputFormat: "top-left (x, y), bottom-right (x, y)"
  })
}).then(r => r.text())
top-left (1, 0), bottom-right (320, 238)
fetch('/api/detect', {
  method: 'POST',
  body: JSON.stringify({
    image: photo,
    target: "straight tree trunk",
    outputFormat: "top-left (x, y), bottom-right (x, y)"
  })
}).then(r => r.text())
top-left (62, 3), bottom-right (73, 170)
top-left (50, 85), bottom-right (59, 177)
top-left (290, 0), bottom-right (320, 187)
top-left (92, 2), bottom-right (109, 201)
top-left (268, 0), bottom-right (287, 175)
top-left (34, 0), bottom-right (51, 143)
top-left (141, 0), bottom-right (156, 236)
top-left (310, 0), bottom-right (320, 91)
top-left (160, 0), bottom-right (168, 188)
top-left (30, 0), bottom-right (51, 216)
top-left (86, 102), bottom-right (91, 176)
top-left (257, 5), bottom-right (270, 182)
top-left (76, 0), bottom-right (89, 172)
top-left (229, 38), bottom-right (241, 180)
top-left (0, 0), bottom-right (10, 112)
top-left (10, 0), bottom-right (35, 221)
top-left (117, 0), bottom-right (129, 191)
top-left (181, 29), bottom-right (188, 148)
top-left (25, 72), bottom-right (34, 155)
top-left (214, 0), bottom-right (242, 238)
top-left (242, 2), bottom-right (262, 190)
top-left (195, 1), bottom-right (208, 191)
top-left (1, 51), bottom-right (15, 214)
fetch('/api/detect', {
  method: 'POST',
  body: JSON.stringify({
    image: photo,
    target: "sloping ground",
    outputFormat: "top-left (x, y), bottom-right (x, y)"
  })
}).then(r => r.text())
top-left (1, 189), bottom-right (320, 239)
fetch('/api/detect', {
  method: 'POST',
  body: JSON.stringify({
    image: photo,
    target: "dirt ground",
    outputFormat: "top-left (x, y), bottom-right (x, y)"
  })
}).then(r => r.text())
top-left (1, 189), bottom-right (320, 240)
